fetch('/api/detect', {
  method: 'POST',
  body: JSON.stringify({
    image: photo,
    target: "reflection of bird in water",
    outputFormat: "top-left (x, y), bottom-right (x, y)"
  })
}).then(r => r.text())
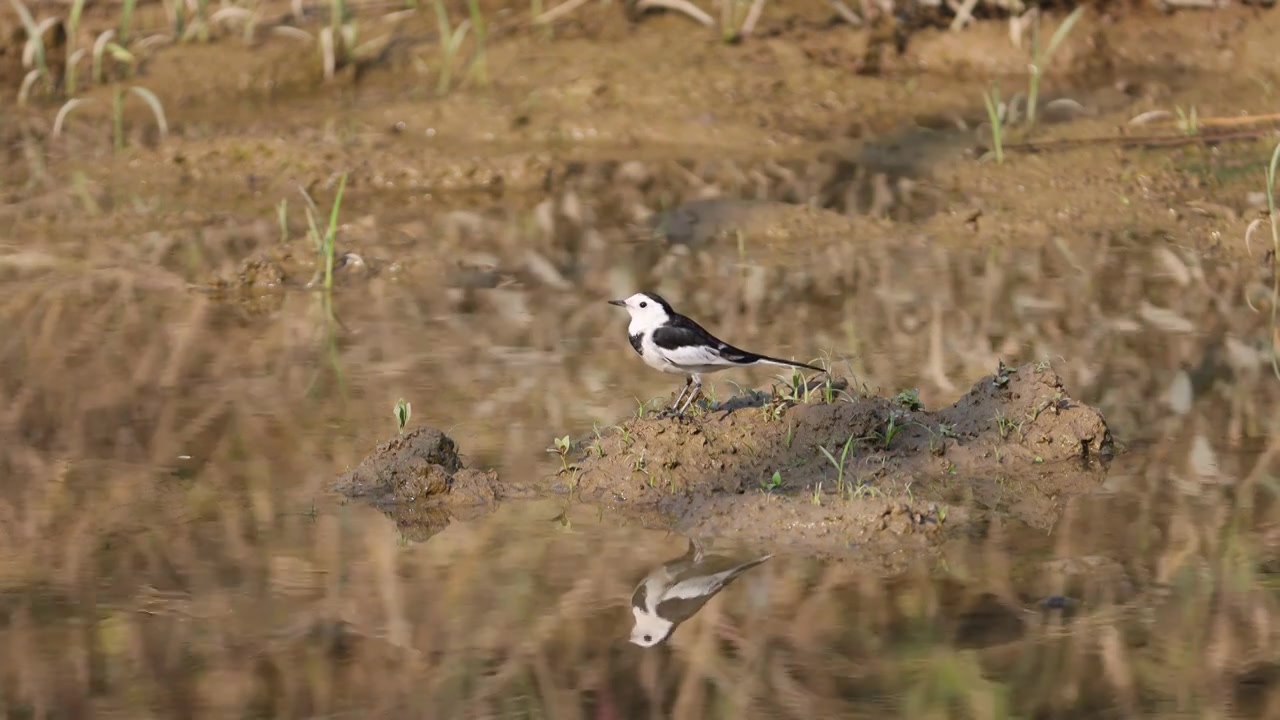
top-left (630, 538), bottom-right (773, 648)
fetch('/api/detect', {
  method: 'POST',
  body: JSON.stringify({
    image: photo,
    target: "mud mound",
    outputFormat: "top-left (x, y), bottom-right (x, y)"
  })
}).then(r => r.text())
top-left (558, 361), bottom-right (1111, 561)
top-left (333, 427), bottom-right (521, 541)
top-left (335, 363), bottom-right (1111, 560)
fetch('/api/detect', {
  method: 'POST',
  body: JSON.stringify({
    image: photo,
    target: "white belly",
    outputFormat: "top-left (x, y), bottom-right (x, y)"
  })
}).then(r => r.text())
top-left (639, 333), bottom-right (729, 375)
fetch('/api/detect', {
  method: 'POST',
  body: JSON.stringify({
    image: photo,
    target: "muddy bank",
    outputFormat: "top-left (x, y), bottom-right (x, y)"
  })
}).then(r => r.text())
top-left (334, 361), bottom-right (1112, 563)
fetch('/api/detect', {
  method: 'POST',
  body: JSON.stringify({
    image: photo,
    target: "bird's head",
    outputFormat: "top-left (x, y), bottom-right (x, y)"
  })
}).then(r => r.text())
top-left (608, 292), bottom-right (671, 330)
top-left (630, 605), bottom-right (675, 648)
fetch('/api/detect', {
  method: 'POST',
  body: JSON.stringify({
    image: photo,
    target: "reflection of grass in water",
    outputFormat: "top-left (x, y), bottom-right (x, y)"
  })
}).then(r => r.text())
top-left (4, 265), bottom-right (1280, 717)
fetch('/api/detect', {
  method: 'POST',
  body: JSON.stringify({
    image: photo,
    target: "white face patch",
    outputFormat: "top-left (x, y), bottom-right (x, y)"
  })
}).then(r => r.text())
top-left (621, 293), bottom-right (671, 334)
top-left (630, 606), bottom-right (673, 647)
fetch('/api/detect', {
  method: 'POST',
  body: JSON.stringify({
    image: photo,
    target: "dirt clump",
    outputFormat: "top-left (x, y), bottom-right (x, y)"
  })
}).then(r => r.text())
top-left (333, 427), bottom-right (525, 541)
top-left (561, 361), bottom-right (1111, 562)
top-left (335, 363), bottom-right (1111, 561)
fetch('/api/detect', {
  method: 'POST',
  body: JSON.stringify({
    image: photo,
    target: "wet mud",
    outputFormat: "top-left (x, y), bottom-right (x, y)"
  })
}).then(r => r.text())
top-left (337, 361), bottom-right (1112, 564)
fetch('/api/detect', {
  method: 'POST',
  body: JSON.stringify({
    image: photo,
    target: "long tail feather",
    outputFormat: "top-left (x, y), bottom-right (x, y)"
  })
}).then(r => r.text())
top-left (753, 355), bottom-right (826, 374)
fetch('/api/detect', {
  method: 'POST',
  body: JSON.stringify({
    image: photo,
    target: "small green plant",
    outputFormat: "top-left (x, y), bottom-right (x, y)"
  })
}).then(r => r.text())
top-left (465, 0), bottom-right (488, 87)
top-left (1175, 106), bottom-right (1199, 136)
top-left (11, 0), bottom-right (52, 105)
top-left (93, 31), bottom-right (135, 85)
top-left (119, 0), bottom-right (137, 43)
top-left (882, 413), bottom-right (904, 449)
top-left (818, 434), bottom-right (856, 495)
top-left (762, 470), bottom-right (785, 492)
top-left (590, 423), bottom-right (605, 457)
top-left (849, 483), bottom-right (882, 499)
top-left (784, 423), bottom-right (794, 449)
top-left (300, 173), bottom-right (349, 291)
top-left (277, 199), bottom-right (289, 242)
top-left (993, 361), bottom-right (1016, 388)
top-left (982, 82), bottom-right (1004, 165)
top-left (393, 398), bottom-right (411, 434)
top-left (432, 0), bottom-right (472, 95)
top-left (64, 0), bottom-right (87, 96)
top-left (630, 450), bottom-right (647, 474)
top-left (995, 411), bottom-right (1011, 439)
top-left (106, 85), bottom-right (168, 151)
top-left (318, 0), bottom-right (357, 82)
top-left (893, 388), bottom-right (923, 411)
top-left (1024, 5), bottom-right (1085, 131)
top-left (811, 481), bottom-right (822, 505)
top-left (547, 435), bottom-right (572, 474)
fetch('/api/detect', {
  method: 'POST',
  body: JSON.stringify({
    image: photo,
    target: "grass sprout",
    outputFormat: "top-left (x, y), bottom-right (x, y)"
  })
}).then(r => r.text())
top-left (818, 434), bottom-right (856, 495)
top-left (465, 0), bottom-right (488, 87)
top-left (129, 86), bottom-right (169, 140)
top-left (300, 174), bottom-right (350, 291)
top-left (11, 0), bottom-right (51, 103)
top-left (119, 0), bottom-right (137, 43)
top-left (1176, 105), bottom-right (1199, 136)
top-left (323, 174), bottom-right (350, 290)
top-left (982, 82), bottom-right (1004, 164)
top-left (103, 85), bottom-right (168, 150)
top-left (433, 0), bottom-right (472, 95)
top-left (1025, 5), bottom-right (1085, 131)
top-left (52, 97), bottom-right (91, 138)
top-left (65, 0), bottom-right (87, 95)
top-left (394, 398), bottom-right (412, 433)
top-left (93, 32), bottom-right (136, 85)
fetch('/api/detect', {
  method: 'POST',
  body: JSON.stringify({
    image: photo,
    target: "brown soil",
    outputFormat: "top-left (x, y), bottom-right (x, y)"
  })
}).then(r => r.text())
top-left (5, 0), bottom-right (1280, 716)
top-left (338, 361), bottom-right (1111, 565)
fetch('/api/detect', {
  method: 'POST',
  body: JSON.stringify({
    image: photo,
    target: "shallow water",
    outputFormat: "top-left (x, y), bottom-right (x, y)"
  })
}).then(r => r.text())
top-left (3, 0), bottom-right (1280, 716)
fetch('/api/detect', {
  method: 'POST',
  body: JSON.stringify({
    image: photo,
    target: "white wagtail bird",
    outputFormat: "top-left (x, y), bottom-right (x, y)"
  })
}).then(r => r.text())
top-left (630, 538), bottom-right (773, 648)
top-left (608, 292), bottom-right (826, 414)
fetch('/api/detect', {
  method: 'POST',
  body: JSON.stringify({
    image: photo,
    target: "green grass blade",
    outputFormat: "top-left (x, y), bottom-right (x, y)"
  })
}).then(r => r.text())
top-left (66, 0), bottom-right (87, 93)
top-left (65, 47), bottom-right (86, 96)
top-left (128, 85), bottom-right (169, 139)
top-left (92, 29), bottom-right (115, 84)
top-left (1042, 5), bottom-right (1086, 67)
top-left (322, 173), bottom-right (349, 291)
top-left (119, 0), bottom-right (136, 43)
top-left (466, 0), bottom-right (487, 87)
top-left (10, 0), bottom-right (50, 83)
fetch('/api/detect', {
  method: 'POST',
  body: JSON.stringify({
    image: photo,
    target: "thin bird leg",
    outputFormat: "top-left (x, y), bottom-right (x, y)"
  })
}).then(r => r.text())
top-left (676, 378), bottom-right (703, 415)
top-left (669, 377), bottom-right (693, 411)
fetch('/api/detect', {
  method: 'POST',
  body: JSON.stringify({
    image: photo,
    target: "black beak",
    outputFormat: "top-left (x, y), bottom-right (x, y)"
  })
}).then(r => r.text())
top-left (607, 299), bottom-right (626, 307)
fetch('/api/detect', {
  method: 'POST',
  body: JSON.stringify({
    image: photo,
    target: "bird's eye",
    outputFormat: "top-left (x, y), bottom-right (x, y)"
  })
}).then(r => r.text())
top-left (643, 635), bottom-right (652, 642)
top-left (639, 301), bottom-right (648, 308)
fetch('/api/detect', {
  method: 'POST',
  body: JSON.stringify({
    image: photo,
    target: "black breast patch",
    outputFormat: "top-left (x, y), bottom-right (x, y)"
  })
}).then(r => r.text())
top-left (628, 333), bottom-right (644, 356)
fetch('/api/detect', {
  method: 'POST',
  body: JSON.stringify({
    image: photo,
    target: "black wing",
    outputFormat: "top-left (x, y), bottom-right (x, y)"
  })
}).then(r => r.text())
top-left (651, 313), bottom-right (761, 364)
